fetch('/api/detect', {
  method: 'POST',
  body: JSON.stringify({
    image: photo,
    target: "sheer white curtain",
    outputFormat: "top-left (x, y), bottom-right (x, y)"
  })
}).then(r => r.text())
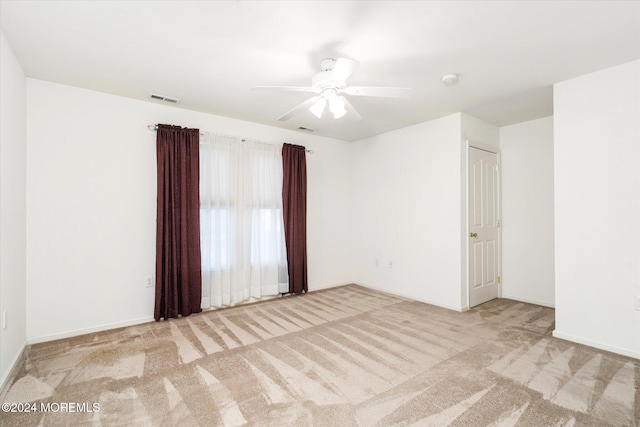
top-left (200, 133), bottom-right (289, 308)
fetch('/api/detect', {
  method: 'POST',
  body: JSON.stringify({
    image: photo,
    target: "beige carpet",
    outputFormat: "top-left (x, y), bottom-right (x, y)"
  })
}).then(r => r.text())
top-left (1, 285), bottom-right (638, 426)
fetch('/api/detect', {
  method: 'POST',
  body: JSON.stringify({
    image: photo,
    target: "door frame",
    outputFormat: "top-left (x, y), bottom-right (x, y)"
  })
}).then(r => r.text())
top-left (461, 140), bottom-right (502, 311)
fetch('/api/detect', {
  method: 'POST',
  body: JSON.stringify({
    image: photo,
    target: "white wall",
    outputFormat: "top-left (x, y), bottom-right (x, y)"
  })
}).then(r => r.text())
top-left (0, 31), bottom-right (27, 388)
top-left (306, 132), bottom-right (354, 291)
top-left (26, 79), bottom-right (353, 342)
top-left (554, 60), bottom-right (640, 358)
top-left (500, 116), bottom-right (555, 307)
top-left (349, 113), bottom-right (498, 311)
top-left (461, 113), bottom-right (500, 148)
top-left (350, 113), bottom-right (465, 310)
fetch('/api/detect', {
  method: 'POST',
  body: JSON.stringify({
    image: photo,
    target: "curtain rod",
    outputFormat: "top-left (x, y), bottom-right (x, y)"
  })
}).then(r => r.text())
top-left (147, 124), bottom-right (314, 154)
top-left (148, 124), bottom-right (204, 137)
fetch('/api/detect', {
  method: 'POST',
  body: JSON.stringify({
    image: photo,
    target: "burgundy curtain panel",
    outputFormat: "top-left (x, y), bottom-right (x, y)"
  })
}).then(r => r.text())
top-left (282, 143), bottom-right (308, 294)
top-left (154, 124), bottom-right (202, 321)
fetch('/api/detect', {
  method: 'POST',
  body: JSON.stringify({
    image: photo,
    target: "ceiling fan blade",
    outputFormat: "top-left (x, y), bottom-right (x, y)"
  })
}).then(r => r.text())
top-left (343, 86), bottom-right (412, 98)
top-left (341, 97), bottom-right (362, 122)
top-left (277, 96), bottom-right (321, 121)
top-left (331, 58), bottom-right (359, 82)
top-left (251, 86), bottom-right (318, 93)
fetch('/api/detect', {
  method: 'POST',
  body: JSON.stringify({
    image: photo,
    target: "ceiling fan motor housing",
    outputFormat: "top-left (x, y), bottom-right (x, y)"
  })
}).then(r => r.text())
top-left (312, 70), bottom-right (345, 91)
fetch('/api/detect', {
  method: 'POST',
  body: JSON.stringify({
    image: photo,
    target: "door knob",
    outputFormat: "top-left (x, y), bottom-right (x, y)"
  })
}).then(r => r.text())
top-left (470, 232), bottom-right (478, 238)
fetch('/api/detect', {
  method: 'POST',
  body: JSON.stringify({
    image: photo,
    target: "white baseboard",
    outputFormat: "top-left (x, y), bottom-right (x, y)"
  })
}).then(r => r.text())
top-left (501, 294), bottom-right (555, 308)
top-left (25, 284), bottom-right (353, 345)
top-left (0, 340), bottom-right (27, 397)
top-left (27, 316), bottom-right (155, 345)
top-left (552, 330), bottom-right (640, 360)
top-left (353, 282), bottom-right (465, 312)
top-left (309, 282), bottom-right (354, 292)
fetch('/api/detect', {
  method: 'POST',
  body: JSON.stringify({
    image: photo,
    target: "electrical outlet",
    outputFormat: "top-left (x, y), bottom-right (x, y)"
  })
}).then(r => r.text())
top-left (2, 310), bottom-right (6, 329)
top-left (374, 258), bottom-right (379, 267)
top-left (146, 277), bottom-right (154, 288)
top-left (635, 296), bottom-right (640, 311)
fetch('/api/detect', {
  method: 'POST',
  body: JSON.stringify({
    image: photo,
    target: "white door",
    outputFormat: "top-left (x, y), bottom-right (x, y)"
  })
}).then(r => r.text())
top-left (469, 146), bottom-right (500, 307)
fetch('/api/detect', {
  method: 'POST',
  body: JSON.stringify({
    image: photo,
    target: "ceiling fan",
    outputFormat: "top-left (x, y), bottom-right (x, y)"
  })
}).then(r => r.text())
top-left (251, 58), bottom-right (412, 121)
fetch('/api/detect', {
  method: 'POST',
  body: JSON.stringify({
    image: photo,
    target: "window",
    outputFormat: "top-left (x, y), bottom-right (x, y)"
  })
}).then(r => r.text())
top-left (199, 134), bottom-right (288, 308)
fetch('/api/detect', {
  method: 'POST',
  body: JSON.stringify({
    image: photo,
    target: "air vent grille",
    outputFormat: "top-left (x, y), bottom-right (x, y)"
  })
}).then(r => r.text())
top-left (150, 93), bottom-right (180, 104)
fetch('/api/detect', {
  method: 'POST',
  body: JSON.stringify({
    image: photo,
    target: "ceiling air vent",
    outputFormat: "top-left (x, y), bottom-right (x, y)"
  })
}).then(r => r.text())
top-left (150, 93), bottom-right (180, 104)
top-left (297, 126), bottom-right (315, 131)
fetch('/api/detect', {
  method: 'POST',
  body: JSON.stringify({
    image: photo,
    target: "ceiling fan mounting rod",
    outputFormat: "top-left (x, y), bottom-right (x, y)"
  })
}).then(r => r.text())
top-left (320, 58), bottom-right (337, 71)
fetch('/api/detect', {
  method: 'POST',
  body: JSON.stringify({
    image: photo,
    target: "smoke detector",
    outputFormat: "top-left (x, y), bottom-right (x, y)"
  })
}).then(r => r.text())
top-left (441, 73), bottom-right (459, 86)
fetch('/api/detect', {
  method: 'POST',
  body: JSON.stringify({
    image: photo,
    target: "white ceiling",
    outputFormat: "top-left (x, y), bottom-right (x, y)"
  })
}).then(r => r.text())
top-left (1, 1), bottom-right (639, 141)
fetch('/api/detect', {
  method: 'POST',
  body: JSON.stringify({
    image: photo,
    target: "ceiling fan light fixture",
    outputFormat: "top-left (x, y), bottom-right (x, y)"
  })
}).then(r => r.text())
top-left (329, 95), bottom-right (347, 119)
top-left (333, 109), bottom-right (347, 119)
top-left (309, 97), bottom-right (327, 118)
